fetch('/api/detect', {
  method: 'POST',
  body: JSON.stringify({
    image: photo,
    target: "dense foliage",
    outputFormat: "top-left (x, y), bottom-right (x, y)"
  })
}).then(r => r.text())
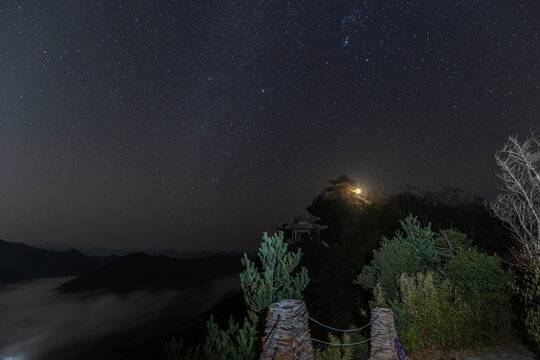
top-left (395, 271), bottom-right (470, 351)
top-left (355, 237), bottom-right (421, 302)
top-left (240, 232), bottom-right (309, 314)
top-left (444, 248), bottom-right (516, 340)
top-left (313, 331), bottom-right (369, 360)
top-left (165, 188), bottom-right (524, 359)
top-left (201, 315), bottom-right (257, 360)
top-left (356, 216), bottom-right (519, 353)
top-left (301, 189), bottom-right (509, 330)
top-left (515, 255), bottom-right (540, 344)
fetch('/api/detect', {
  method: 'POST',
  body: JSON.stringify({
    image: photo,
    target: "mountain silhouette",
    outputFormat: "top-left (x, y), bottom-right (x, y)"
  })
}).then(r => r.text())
top-left (58, 252), bottom-right (245, 294)
top-left (36, 242), bottom-right (241, 258)
top-left (0, 239), bottom-right (113, 285)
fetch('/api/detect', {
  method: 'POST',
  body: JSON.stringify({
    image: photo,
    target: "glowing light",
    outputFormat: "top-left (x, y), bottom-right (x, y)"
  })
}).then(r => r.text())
top-left (354, 188), bottom-right (361, 195)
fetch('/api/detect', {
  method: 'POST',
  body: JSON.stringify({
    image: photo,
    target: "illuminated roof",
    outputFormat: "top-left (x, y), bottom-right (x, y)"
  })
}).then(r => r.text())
top-left (328, 173), bottom-right (354, 185)
top-left (322, 183), bottom-right (354, 192)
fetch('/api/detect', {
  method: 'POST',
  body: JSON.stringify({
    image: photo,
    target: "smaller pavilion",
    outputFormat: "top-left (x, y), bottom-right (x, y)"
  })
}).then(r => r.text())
top-left (286, 210), bottom-right (328, 244)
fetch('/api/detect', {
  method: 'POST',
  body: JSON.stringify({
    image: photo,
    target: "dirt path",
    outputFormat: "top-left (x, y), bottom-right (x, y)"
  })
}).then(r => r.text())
top-left (453, 346), bottom-right (536, 360)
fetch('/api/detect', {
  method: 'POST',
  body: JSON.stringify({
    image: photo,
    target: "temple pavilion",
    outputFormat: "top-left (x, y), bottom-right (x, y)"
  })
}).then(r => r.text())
top-left (285, 210), bottom-right (328, 244)
top-left (322, 173), bottom-right (370, 204)
top-left (322, 173), bottom-right (360, 198)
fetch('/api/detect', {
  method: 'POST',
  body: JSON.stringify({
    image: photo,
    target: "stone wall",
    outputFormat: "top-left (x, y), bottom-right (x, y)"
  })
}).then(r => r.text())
top-left (260, 303), bottom-right (404, 360)
top-left (369, 307), bottom-right (400, 360)
top-left (260, 299), bottom-right (313, 360)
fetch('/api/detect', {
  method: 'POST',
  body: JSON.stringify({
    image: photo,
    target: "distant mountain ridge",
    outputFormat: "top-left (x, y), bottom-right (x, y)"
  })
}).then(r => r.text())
top-left (35, 242), bottom-right (240, 258)
top-left (58, 252), bottom-right (245, 294)
top-left (0, 239), bottom-right (113, 285)
top-left (1, 239), bottom-right (246, 293)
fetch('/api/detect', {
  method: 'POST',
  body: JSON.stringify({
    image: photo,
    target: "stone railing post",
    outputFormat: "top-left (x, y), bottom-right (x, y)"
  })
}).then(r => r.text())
top-left (369, 307), bottom-right (400, 360)
top-left (260, 299), bottom-right (313, 360)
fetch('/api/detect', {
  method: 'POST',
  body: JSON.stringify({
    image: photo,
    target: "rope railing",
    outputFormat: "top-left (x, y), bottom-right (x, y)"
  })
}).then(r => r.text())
top-left (310, 336), bottom-right (372, 346)
top-left (308, 316), bottom-right (374, 333)
top-left (260, 301), bottom-right (406, 360)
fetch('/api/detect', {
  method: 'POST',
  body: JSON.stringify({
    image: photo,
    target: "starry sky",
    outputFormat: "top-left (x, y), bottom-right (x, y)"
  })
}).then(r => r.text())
top-left (0, 0), bottom-right (538, 251)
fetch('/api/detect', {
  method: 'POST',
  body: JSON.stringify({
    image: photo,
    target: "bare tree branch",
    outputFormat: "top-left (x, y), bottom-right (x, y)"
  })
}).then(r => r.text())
top-left (489, 133), bottom-right (540, 269)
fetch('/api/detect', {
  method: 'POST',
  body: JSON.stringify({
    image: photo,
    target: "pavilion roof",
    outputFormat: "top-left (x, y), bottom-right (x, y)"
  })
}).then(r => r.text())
top-left (286, 223), bottom-right (328, 231)
top-left (322, 183), bottom-right (353, 192)
top-left (328, 173), bottom-right (354, 185)
top-left (293, 210), bottom-right (321, 224)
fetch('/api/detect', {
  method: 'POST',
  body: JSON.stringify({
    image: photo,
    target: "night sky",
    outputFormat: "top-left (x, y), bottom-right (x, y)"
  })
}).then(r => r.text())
top-left (0, 0), bottom-right (538, 251)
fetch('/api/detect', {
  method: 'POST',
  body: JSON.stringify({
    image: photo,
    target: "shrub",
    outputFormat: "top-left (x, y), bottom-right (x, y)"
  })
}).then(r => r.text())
top-left (201, 315), bottom-right (257, 360)
top-left (355, 238), bottom-right (422, 301)
top-left (314, 330), bottom-right (369, 360)
top-left (314, 333), bottom-right (352, 360)
top-left (355, 215), bottom-right (446, 302)
top-left (444, 247), bottom-right (517, 340)
top-left (434, 229), bottom-right (471, 250)
top-left (240, 231), bottom-right (309, 315)
top-left (395, 215), bottom-right (439, 264)
top-left (164, 337), bottom-right (202, 360)
top-left (515, 255), bottom-right (540, 344)
top-left (395, 272), bottom-right (470, 352)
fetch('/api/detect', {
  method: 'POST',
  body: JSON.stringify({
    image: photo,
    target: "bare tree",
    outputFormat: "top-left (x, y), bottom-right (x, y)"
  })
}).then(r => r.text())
top-left (490, 133), bottom-right (540, 267)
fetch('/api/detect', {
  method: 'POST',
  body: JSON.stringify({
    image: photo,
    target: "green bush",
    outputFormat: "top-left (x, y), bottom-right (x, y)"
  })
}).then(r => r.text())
top-left (355, 215), bottom-right (446, 302)
top-left (434, 229), bottom-right (471, 250)
top-left (395, 272), bottom-right (471, 352)
top-left (240, 231), bottom-right (309, 315)
top-left (314, 333), bottom-right (353, 360)
top-left (201, 315), bottom-right (257, 360)
top-left (395, 215), bottom-right (439, 264)
top-left (164, 337), bottom-right (182, 360)
top-left (356, 216), bottom-right (520, 353)
top-left (313, 330), bottom-right (369, 360)
top-left (355, 238), bottom-right (422, 302)
top-left (164, 338), bottom-right (198, 360)
top-left (515, 255), bottom-right (540, 344)
top-left (444, 247), bottom-right (516, 340)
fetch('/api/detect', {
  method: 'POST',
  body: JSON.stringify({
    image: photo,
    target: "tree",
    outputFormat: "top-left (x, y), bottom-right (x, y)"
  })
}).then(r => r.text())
top-left (202, 315), bottom-right (257, 360)
top-left (239, 231), bottom-right (309, 315)
top-left (490, 134), bottom-right (540, 265)
top-left (355, 237), bottom-right (421, 302)
top-left (354, 215), bottom-right (439, 301)
top-left (166, 232), bottom-right (310, 360)
top-left (490, 133), bottom-right (540, 344)
top-left (204, 232), bottom-right (309, 360)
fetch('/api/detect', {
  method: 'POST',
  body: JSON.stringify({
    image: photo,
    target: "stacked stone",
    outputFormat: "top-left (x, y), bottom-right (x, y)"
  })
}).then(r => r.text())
top-left (260, 299), bottom-right (313, 360)
top-left (369, 307), bottom-right (401, 360)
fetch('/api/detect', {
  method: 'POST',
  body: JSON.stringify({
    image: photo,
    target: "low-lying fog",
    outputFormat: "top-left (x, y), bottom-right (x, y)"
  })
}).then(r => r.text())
top-left (0, 276), bottom-right (238, 360)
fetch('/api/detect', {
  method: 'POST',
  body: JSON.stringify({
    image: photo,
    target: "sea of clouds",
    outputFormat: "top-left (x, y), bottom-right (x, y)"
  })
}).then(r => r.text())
top-left (0, 276), bottom-right (238, 360)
